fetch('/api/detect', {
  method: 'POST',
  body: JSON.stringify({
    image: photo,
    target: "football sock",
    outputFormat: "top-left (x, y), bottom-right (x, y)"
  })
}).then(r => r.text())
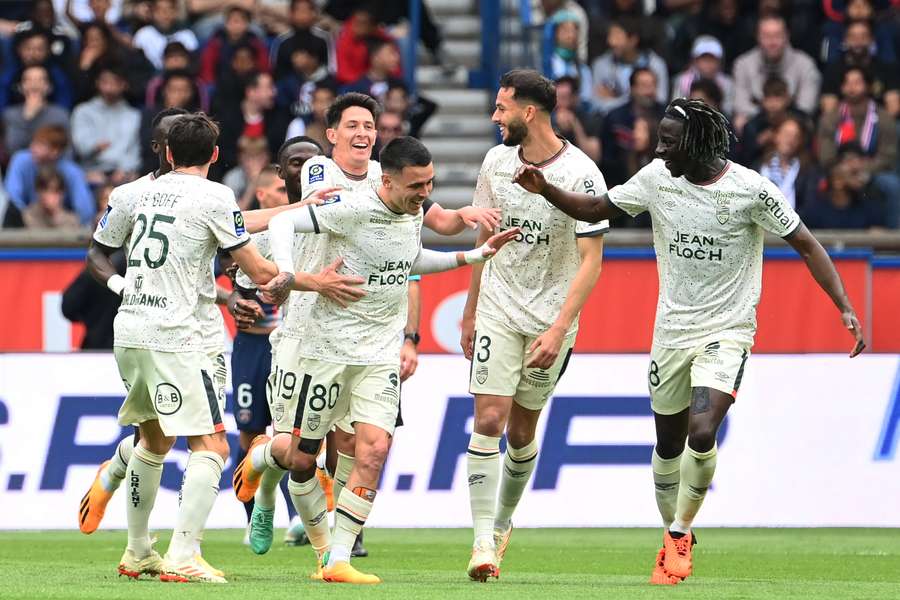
top-left (288, 476), bottom-right (330, 553)
top-left (329, 487), bottom-right (374, 566)
top-left (168, 451), bottom-right (224, 562)
top-left (652, 449), bottom-right (682, 529)
top-left (673, 443), bottom-right (717, 533)
top-left (252, 438), bottom-right (283, 509)
top-left (494, 438), bottom-right (538, 531)
top-left (102, 436), bottom-right (134, 492)
top-left (332, 452), bottom-right (354, 510)
top-left (467, 432), bottom-right (501, 547)
top-left (125, 445), bottom-right (165, 558)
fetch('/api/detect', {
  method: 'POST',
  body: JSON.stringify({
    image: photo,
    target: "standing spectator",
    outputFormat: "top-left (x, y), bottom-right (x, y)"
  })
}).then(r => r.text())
top-left (340, 38), bottom-right (404, 102)
top-left (820, 19), bottom-right (900, 118)
top-left (544, 11), bottom-right (593, 105)
top-left (5, 126), bottom-right (94, 225)
top-left (71, 64), bottom-right (141, 186)
top-left (0, 29), bottom-right (73, 111)
top-left (271, 0), bottom-right (332, 80)
top-left (733, 15), bottom-right (821, 132)
top-left (12, 0), bottom-right (75, 70)
top-left (821, 0), bottom-right (897, 64)
top-left (671, 36), bottom-right (735, 116)
top-left (334, 6), bottom-right (400, 84)
top-left (133, 0), bottom-right (199, 70)
top-left (146, 46), bottom-right (210, 111)
top-left (286, 82), bottom-right (335, 151)
top-left (552, 76), bottom-right (601, 164)
top-left (817, 66), bottom-right (900, 227)
top-left (801, 152), bottom-right (887, 229)
top-left (382, 81), bottom-right (437, 139)
top-left (21, 167), bottom-right (82, 230)
top-left (757, 117), bottom-right (819, 211)
top-left (590, 18), bottom-right (668, 114)
top-left (222, 136), bottom-right (270, 209)
top-left (2, 65), bottom-right (69, 155)
top-left (139, 69), bottom-right (202, 173)
top-left (199, 6), bottom-right (269, 86)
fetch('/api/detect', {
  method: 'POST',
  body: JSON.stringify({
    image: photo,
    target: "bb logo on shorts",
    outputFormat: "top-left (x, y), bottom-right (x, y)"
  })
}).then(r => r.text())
top-left (233, 211), bottom-right (246, 236)
top-left (476, 365), bottom-right (489, 385)
top-left (306, 413), bottom-right (321, 431)
top-left (309, 164), bottom-right (324, 184)
top-left (155, 383), bottom-right (182, 415)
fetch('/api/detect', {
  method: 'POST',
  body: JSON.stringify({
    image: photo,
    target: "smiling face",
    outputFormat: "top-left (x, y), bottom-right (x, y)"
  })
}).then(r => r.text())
top-left (491, 86), bottom-right (531, 147)
top-left (327, 105), bottom-right (377, 170)
top-left (384, 163), bottom-right (434, 215)
top-left (655, 117), bottom-right (690, 178)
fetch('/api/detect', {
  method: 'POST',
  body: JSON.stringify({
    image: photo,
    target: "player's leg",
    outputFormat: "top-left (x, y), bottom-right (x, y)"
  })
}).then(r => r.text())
top-left (330, 422), bottom-right (368, 557)
top-left (231, 331), bottom-right (268, 525)
top-left (78, 427), bottom-right (138, 534)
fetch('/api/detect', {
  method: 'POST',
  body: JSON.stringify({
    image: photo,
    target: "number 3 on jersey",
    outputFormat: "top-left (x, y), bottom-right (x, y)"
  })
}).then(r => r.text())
top-left (128, 213), bottom-right (176, 268)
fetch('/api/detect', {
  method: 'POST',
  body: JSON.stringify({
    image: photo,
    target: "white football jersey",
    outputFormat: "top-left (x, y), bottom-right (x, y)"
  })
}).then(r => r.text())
top-left (608, 159), bottom-right (801, 348)
top-left (473, 141), bottom-right (609, 336)
top-left (94, 172), bottom-right (251, 351)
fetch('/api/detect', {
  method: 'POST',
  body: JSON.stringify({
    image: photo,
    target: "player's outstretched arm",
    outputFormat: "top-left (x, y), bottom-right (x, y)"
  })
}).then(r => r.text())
top-left (410, 227), bottom-right (521, 275)
top-left (229, 242), bottom-right (280, 287)
top-left (784, 223), bottom-right (866, 357)
top-left (242, 187), bottom-right (340, 233)
top-left (513, 164), bottom-right (626, 223)
top-left (423, 202), bottom-right (502, 235)
top-left (86, 241), bottom-right (126, 296)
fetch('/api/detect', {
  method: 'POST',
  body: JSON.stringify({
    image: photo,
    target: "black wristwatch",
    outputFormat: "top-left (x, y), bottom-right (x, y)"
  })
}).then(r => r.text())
top-left (404, 332), bottom-right (420, 346)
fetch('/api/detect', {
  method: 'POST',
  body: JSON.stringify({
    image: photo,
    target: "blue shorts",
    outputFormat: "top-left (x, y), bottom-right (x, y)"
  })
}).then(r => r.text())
top-left (231, 331), bottom-right (273, 432)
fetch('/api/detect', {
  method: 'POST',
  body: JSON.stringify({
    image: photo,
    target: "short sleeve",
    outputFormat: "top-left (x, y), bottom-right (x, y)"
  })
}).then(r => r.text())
top-left (205, 189), bottom-right (252, 251)
top-left (472, 157), bottom-right (496, 209)
top-left (308, 195), bottom-right (364, 237)
top-left (93, 188), bottom-right (132, 249)
top-left (573, 160), bottom-right (610, 237)
top-left (607, 161), bottom-right (657, 217)
top-left (750, 177), bottom-right (801, 237)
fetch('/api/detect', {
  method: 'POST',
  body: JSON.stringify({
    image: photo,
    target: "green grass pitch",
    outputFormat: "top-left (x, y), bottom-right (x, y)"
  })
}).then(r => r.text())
top-left (0, 528), bottom-right (897, 599)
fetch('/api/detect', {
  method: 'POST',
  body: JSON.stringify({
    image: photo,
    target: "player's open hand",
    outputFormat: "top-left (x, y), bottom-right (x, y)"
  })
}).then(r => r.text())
top-left (513, 164), bottom-right (548, 195)
top-left (314, 258), bottom-right (367, 308)
top-left (400, 339), bottom-right (418, 381)
top-left (460, 314), bottom-right (475, 360)
top-left (481, 227), bottom-right (521, 259)
top-left (843, 310), bottom-right (866, 357)
top-left (458, 206), bottom-right (501, 231)
top-left (228, 296), bottom-right (264, 330)
top-left (526, 324), bottom-right (565, 369)
top-left (259, 272), bottom-right (295, 305)
top-left (298, 186), bottom-right (341, 207)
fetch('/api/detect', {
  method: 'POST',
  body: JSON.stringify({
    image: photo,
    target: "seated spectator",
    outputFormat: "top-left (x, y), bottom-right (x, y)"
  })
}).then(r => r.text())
top-left (139, 70), bottom-right (202, 173)
top-left (382, 81), bottom-right (437, 139)
top-left (733, 15), bottom-right (821, 132)
top-left (271, 0), bottom-right (332, 80)
top-left (821, 0), bottom-right (896, 64)
top-left (217, 72), bottom-right (288, 176)
top-left (757, 117), bottom-right (819, 211)
top-left (820, 19), bottom-right (899, 119)
top-left (133, 0), bottom-right (198, 70)
top-left (0, 29), bottom-right (74, 110)
top-left (21, 167), bottom-right (82, 229)
top-left (199, 6), bottom-right (269, 86)
top-left (816, 66), bottom-right (900, 227)
top-left (590, 17), bottom-right (668, 114)
top-left (697, 0), bottom-right (756, 72)
top-left (543, 11), bottom-right (592, 105)
top-left (537, 0), bottom-right (588, 63)
top-left (286, 82), bottom-right (336, 152)
top-left (222, 136), bottom-right (270, 210)
top-left (801, 152), bottom-right (886, 229)
top-left (71, 64), bottom-right (141, 186)
top-left (738, 76), bottom-right (808, 167)
top-left (276, 45), bottom-right (338, 117)
top-left (334, 6), bottom-right (400, 84)
top-left (4, 126), bottom-right (94, 225)
top-left (146, 47), bottom-right (210, 111)
top-left (671, 36), bottom-right (735, 116)
top-left (13, 0), bottom-right (74, 71)
top-left (341, 38), bottom-right (405, 102)
top-left (552, 76), bottom-right (601, 164)
top-left (2, 65), bottom-right (69, 155)
top-left (376, 110), bottom-right (405, 148)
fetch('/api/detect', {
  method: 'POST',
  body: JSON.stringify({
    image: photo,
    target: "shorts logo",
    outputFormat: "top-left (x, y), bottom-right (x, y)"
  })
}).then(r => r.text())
top-left (476, 365), bottom-right (489, 385)
top-left (715, 371), bottom-right (730, 381)
top-left (233, 211), bottom-right (246, 236)
top-left (309, 164), bottom-right (324, 184)
top-left (309, 509), bottom-right (327, 526)
top-left (388, 373), bottom-right (399, 387)
top-left (237, 408), bottom-right (252, 424)
top-left (525, 369), bottom-right (552, 388)
top-left (306, 413), bottom-right (321, 431)
top-left (274, 404), bottom-right (284, 421)
top-left (154, 383), bottom-right (182, 415)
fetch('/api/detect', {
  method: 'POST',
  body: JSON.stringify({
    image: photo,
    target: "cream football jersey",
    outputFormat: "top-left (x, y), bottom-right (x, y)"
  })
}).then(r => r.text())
top-left (473, 141), bottom-right (609, 337)
top-left (94, 172), bottom-right (251, 351)
top-left (608, 159), bottom-right (801, 348)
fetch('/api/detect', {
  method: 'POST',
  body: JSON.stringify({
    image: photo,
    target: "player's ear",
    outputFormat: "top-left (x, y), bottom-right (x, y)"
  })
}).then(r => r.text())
top-left (275, 163), bottom-right (284, 179)
top-left (325, 127), bottom-right (337, 144)
top-left (165, 145), bottom-right (174, 167)
top-left (382, 172), bottom-right (391, 189)
top-left (210, 145), bottom-right (220, 165)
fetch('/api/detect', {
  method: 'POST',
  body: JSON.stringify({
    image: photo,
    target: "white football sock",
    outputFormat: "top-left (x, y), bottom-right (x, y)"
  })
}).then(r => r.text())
top-left (467, 433), bottom-right (501, 547)
top-left (125, 445), bottom-right (165, 558)
top-left (102, 436), bottom-right (135, 492)
top-left (167, 451), bottom-right (224, 562)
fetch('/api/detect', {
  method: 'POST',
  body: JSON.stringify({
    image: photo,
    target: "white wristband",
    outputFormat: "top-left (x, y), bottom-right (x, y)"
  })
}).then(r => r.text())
top-left (106, 274), bottom-right (125, 296)
top-left (462, 243), bottom-right (490, 265)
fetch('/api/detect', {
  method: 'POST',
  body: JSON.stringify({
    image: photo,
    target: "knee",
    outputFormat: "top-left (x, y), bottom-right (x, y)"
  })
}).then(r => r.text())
top-left (356, 438), bottom-right (389, 475)
top-left (286, 451), bottom-right (316, 475)
top-left (145, 437), bottom-right (175, 456)
top-left (687, 421), bottom-right (718, 453)
top-left (655, 438), bottom-right (686, 459)
top-left (474, 406), bottom-right (506, 437)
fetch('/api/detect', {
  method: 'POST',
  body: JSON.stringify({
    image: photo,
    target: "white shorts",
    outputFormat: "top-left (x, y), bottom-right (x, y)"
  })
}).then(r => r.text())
top-left (114, 347), bottom-right (227, 437)
top-left (649, 339), bottom-right (751, 415)
top-left (468, 315), bottom-right (576, 411)
top-left (267, 337), bottom-right (401, 439)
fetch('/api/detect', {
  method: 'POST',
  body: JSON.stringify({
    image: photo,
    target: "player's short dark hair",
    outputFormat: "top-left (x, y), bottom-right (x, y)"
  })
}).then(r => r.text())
top-left (326, 92), bottom-right (381, 129)
top-left (689, 77), bottom-right (723, 107)
top-left (166, 112), bottom-right (220, 167)
top-left (379, 136), bottom-right (432, 174)
top-left (277, 135), bottom-right (323, 161)
top-left (499, 69), bottom-right (556, 113)
top-left (664, 97), bottom-right (734, 163)
top-left (629, 66), bottom-right (656, 87)
top-left (762, 76), bottom-right (788, 98)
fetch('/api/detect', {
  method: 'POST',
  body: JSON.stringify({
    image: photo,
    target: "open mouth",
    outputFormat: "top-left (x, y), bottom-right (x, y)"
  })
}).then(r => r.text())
top-left (352, 142), bottom-right (369, 150)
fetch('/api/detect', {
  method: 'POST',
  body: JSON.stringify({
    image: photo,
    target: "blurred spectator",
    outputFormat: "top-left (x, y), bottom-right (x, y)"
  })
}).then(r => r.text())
top-left (199, 6), bottom-right (269, 86)
top-left (671, 36), bottom-right (735, 116)
top-left (217, 72), bottom-right (288, 176)
top-left (757, 117), bottom-right (819, 211)
top-left (590, 18), bottom-right (668, 114)
top-left (139, 69), bottom-right (202, 172)
top-left (72, 22), bottom-right (154, 105)
top-left (211, 42), bottom-right (265, 109)
top-left (801, 151), bottom-right (886, 229)
top-left (820, 19), bottom-right (900, 118)
top-left (817, 66), bottom-right (900, 227)
top-left (222, 136), bottom-right (270, 210)
top-left (271, 0), bottom-right (332, 80)
top-left (71, 64), bottom-right (141, 186)
top-left (13, 0), bottom-right (75, 70)
top-left (334, 6), bottom-right (400, 84)
top-left (733, 15), bottom-right (821, 132)
top-left (4, 126), bottom-right (94, 225)
top-left (738, 76), bottom-right (809, 167)
top-left (21, 167), bottom-right (82, 229)
top-left (275, 44), bottom-right (338, 119)
top-left (286, 82), bottom-right (336, 151)
top-left (2, 65), bottom-right (70, 155)
top-left (600, 67), bottom-right (665, 188)
top-left (376, 110), bottom-right (405, 150)
top-left (821, 0), bottom-right (897, 64)
top-left (538, 0), bottom-right (588, 62)
top-left (65, 0), bottom-right (133, 49)
top-left (688, 78), bottom-right (727, 117)
top-left (552, 76), bottom-right (601, 164)
top-left (62, 248), bottom-right (125, 349)
top-left (696, 0), bottom-right (756, 72)
top-left (133, 0), bottom-right (199, 70)
top-left (371, 0), bottom-right (448, 68)
top-left (544, 11), bottom-right (593, 105)
top-left (0, 29), bottom-right (74, 110)
top-left (382, 81), bottom-right (436, 139)
top-left (145, 43), bottom-right (210, 111)
top-left (341, 38), bottom-right (404, 101)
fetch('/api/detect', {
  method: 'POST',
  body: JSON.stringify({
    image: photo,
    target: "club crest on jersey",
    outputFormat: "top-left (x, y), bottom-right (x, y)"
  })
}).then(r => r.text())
top-left (134, 275), bottom-right (144, 293)
top-left (714, 191), bottom-right (732, 225)
top-left (154, 383), bottom-right (182, 415)
top-left (476, 365), bottom-right (489, 385)
top-left (233, 211), bottom-right (246, 236)
top-left (306, 413), bottom-right (321, 431)
top-left (309, 164), bottom-right (324, 183)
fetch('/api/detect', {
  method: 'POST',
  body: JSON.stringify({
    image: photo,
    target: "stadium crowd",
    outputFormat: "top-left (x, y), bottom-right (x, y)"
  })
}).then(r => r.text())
top-left (0, 0), bottom-right (897, 232)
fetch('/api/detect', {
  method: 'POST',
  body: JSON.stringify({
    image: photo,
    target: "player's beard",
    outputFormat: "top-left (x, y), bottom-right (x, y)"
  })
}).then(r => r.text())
top-left (501, 118), bottom-right (528, 147)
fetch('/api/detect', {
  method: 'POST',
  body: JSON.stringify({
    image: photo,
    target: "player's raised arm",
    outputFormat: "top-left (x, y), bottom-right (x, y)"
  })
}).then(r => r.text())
top-left (242, 187), bottom-right (341, 233)
top-left (783, 223), bottom-right (866, 357)
top-left (513, 164), bottom-right (626, 223)
top-left (410, 228), bottom-right (521, 274)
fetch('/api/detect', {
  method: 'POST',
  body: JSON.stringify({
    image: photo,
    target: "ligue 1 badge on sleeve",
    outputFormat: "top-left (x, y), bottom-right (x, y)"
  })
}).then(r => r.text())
top-left (309, 163), bottom-right (324, 184)
top-left (233, 211), bottom-right (246, 236)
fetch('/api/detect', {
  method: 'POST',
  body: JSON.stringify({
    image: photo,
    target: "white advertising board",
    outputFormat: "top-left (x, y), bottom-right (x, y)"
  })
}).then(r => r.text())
top-left (0, 353), bottom-right (898, 529)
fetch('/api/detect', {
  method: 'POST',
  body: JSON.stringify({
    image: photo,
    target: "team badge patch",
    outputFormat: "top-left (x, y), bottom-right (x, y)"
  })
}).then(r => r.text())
top-left (154, 383), bottom-right (182, 415)
top-left (306, 413), bottom-right (321, 431)
top-left (233, 211), bottom-right (246, 236)
top-left (322, 194), bottom-right (341, 205)
top-left (476, 366), bottom-right (489, 385)
top-left (309, 164), bottom-right (324, 184)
